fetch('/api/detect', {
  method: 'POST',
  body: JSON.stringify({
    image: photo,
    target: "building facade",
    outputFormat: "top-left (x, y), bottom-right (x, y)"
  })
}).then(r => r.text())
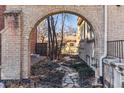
top-left (61, 34), bottom-right (78, 55)
top-left (77, 17), bottom-right (95, 70)
top-left (1, 5), bottom-right (124, 88)
top-left (0, 5), bottom-right (105, 80)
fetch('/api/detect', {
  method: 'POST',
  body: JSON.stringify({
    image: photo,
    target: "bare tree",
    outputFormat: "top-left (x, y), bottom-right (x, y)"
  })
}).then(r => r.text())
top-left (58, 13), bottom-right (66, 59)
top-left (46, 13), bottom-right (72, 60)
top-left (51, 16), bottom-right (58, 59)
top-left (47, 17), bottom-right (52, 59)
top-left (47, 16), bottom-right (58, 60)
top-left (37, 20), bottom-right (48, 43)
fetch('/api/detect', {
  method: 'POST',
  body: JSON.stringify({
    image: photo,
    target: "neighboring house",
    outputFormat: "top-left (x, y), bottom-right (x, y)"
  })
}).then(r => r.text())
top-left (61, 35), bottom-right (78, 55)
top-left (77, 17), bottom-right (96, 70)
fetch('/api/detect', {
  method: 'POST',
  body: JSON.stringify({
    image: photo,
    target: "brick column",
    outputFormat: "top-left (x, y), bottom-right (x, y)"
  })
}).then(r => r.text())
top-left (1, 10), bottom-right (22, 79)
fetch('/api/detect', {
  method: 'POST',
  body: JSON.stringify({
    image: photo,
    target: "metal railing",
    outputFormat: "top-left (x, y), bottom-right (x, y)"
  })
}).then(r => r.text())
top-left (107, 40), bottom-right (124, 59)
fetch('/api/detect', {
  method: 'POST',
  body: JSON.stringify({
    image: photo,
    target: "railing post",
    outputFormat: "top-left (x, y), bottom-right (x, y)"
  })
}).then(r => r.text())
top-left (122, 41), bottom-right (123, 59)
top-left (107, 40), bottom-right (124, 62)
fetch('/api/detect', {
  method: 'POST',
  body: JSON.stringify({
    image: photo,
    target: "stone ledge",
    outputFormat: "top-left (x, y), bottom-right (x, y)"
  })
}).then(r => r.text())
top-left (92, 84), bottom-right (103, 88)
top-left (4, 10), bottom-right (22, 16)
top-left (103, 57), bottom-right (124, 75)
top-left (103, 57), bottom-right (119, 65)
top-left (4, 10), bottom-right (22, 14)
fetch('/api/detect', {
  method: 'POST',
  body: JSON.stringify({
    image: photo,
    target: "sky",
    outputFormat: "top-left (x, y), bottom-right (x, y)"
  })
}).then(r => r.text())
top-left (38, 13), bottom-right (78, 34)
top-left (54, 13), bottom-right (78, 32)
top-left (39, 13), bottom-right (78, 33)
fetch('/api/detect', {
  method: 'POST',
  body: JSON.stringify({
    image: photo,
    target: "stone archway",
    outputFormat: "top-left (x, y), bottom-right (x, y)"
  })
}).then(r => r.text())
top-left (28, 11), bottom-right (96, 76)
top-left (0, 5), bottom-right (104, 79)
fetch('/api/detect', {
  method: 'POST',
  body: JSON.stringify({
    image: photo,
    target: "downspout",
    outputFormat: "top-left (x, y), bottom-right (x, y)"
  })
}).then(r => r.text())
top-left (20, 11), bottom-right (23, 79)
top-left (99, 5), bottom-right (107, 77)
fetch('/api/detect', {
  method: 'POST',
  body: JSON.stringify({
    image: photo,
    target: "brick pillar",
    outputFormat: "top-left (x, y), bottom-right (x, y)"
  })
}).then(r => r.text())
top-left (0, 5), bottom-right (6, 31)
top-left (29, 28), bottom-right (37, 54)
top-left (0, 5), bottom-right (6, 79)
top-left (1, 10), bottom-right (22, 79)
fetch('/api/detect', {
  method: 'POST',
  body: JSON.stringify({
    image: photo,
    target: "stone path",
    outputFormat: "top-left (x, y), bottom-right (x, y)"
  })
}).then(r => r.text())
top-left (56, 65), bottom-right (80, 88)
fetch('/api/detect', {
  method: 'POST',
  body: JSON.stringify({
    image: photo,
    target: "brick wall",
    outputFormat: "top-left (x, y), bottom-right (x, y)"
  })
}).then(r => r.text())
top-left (1, 12), bottom-right (21, 79)
top-left (0, 5), bottom-right (6, 31)
top-left (29, 28), bottom-right (37, 54)
top-left (108, 5), bottom-right (124, 41)
top-left (0, 5), bottom-right (5, 79)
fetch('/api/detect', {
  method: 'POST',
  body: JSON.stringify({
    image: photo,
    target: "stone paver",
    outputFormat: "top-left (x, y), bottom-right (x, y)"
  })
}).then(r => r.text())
top-left (56, 65), bottom-right (80, 88)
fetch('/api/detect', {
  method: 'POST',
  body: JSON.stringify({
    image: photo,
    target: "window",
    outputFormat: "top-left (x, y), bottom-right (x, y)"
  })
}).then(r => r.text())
top-left (86, 24), bottom-right (95, 42)
top-left (70, 43), bottom-right (74, 46)
top-left (122, 82), bottom-right (124, 88)
top-left (62, 43), bottom-right (65, 47)
top-left (80, 21), bottom-right (85, 41)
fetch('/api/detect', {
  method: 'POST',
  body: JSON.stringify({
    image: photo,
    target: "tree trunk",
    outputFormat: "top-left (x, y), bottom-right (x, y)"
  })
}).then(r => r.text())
top-left (58, 13), bottom-right (66, 59)
top-left (47, 17), bottom-right (52, 59)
